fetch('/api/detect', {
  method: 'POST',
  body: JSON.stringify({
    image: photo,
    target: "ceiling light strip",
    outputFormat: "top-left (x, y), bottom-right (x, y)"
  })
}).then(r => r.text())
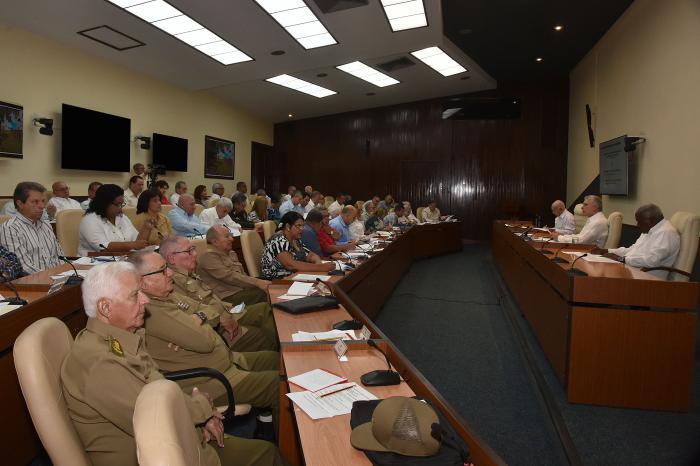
top-left (380, 0), bottom-right (427, 32)
top-left (253, 0), bottom-right (337, 50)
top-left (410, 46), bottom-right (467, 77)
top-left (336, 61), bottom-right (399, 88)
top-left (105, 0), bottom-right (252, 65)
top-left (266, 74), bottom-right (337, 98)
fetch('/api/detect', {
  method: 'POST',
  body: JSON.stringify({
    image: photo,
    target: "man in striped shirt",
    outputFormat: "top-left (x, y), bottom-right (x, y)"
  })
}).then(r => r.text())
top-left (0, 182), bottom-right (64, 274)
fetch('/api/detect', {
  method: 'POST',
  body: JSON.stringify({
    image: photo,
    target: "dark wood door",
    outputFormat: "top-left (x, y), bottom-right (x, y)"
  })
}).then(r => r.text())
top-left (251, 141), bottom-right (278, 194)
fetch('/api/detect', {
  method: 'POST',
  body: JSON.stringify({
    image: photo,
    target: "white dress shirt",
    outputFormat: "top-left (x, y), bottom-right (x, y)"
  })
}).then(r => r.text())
top-left (199, 207), bottom-right (241, 236)
top-left (422, 207), bottom-right (441, 223)
top-left (348, 219), bottom-right (365, 241)
top-left (557, 211), bottom-right (608, 247)
top-left (123, 189), bottom-right (140, 208)
top-left (328, 201), bottom-right (343, 218)
top-left (304, 202), bottom-right (314, 214)
top-left (79, 212), bottom-right (138, 256)
top-left (554, 209), bottom-right (576, 234)
top-left (80, 198), bottom-right (91, 210)
top-left (169, 193), bottom-right (180, 206)
top-left (608, 218), bottom-right (680, 279)
top-left (48, 196), bottom-right (82, 215)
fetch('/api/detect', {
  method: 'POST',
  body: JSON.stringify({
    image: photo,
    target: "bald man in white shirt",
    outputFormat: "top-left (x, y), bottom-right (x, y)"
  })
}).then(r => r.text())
top-left (47, 181), bottom-right (81, 218)
top-left (551, 195), bottom-right (608, 247)
top-left (550, 200), bottom-right (576, 234)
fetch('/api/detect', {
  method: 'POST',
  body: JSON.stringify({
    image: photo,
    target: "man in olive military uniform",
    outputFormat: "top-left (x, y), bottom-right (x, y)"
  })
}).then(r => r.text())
top-left (130, 251), bottom-right (281, 431)
top-left (60, 261), bottom-right (282, 466)
top-left (160, 235), bottom-right (277, 351)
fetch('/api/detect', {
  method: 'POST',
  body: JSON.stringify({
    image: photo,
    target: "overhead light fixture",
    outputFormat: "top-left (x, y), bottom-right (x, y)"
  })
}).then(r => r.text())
top-left (536, 57), bottom-right (543, 62)
top-left (32, 118), bottom-right (53, 136)
top-left (105, 0), bottom-right (252, 65)
top-left (266, 74), bottom-right (337, 98)
top-left (381, 0), bottom-right (428, 32)
top-left (253, 0), bottom-right (337, 50)
top-left (336, 61), bottom-right (399, 87)
top-left (410, 46), bottom-right (467, 77)
top-left (554, 25), bottom-right (564, 31)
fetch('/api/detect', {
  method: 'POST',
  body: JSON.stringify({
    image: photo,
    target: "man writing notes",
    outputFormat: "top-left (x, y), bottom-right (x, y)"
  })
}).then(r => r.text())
top-left (551, 195), bottom-right (608, 247)
top-left (550, 199), bottom-right (576, 234)
top-left (592, 204), bottom-right (680, 279)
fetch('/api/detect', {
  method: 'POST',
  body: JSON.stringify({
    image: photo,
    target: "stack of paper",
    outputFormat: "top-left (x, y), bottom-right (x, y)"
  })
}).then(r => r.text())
top-left (292, 330), bottom-right (357, 342)
top-left (50, 270), bottom-right (89, 280)
top-left (278, 281), bottom-right (315, 301)
top-left (286, 382), bottom-right (378, 419)
top-left (293, 274), bottom-right (331, 282)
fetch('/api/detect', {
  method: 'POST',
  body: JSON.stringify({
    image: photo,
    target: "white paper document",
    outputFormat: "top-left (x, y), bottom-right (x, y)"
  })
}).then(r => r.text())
top-left (287, 281), bottom-right (314, 296)
top-left (229, 303), bottom-right (245, 314)
top-left (356, 243), bottom-right (373, 251)
top-left (288, 368), bottom-right (347, 392)
top-left (286, 382), bottom-right (378, 419)
top-left (293, 274), bottom-right (331, 282)
top-left (276, 294), bottom-right (306, 301)
top-left (50, 269), bottom-right (89, 280)
top-left (567, 252), bottom-right (621, 264)
top-left (292, 330), bottom-right (357, 342)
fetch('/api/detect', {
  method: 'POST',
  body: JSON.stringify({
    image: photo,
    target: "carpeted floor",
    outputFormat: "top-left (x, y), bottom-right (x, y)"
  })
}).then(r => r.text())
top-left (374, 244), bottom-right (700, 466)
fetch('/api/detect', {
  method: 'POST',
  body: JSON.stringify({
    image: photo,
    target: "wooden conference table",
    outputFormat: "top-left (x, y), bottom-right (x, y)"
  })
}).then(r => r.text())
top-left (491, 221), bottom-right (698, 412)
top-left (1, 222), bottom-right (505, 465)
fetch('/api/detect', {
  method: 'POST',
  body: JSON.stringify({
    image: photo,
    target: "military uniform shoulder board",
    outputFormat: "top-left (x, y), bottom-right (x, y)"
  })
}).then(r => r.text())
top-left (176, 301), bottom-right (191, 310)
top-left (106, 336), bottom-right (125, 357)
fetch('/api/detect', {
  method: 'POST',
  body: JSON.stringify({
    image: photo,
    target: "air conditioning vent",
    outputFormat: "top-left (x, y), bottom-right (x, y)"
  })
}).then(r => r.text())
top-left (377, 56), bottom-right (415, 72)
top-left (311, 0), bottom-right (369, 14)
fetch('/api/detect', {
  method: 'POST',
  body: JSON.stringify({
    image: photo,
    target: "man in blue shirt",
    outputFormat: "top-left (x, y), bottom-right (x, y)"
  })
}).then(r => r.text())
top-left (329, 206), bottom-right (357, 246)
top-left (167, 194), bottom-right (210, 237)
top-left (267, 193), bottom-right (282, 223)
top-left (279, 191), bottom-right (304, 216)
top-left (300, 209), bottom-right (323, 256)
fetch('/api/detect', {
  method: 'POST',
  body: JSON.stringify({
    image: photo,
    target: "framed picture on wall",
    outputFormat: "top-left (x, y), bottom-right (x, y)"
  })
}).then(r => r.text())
top-left (0, 101), bottom-right (23, 159)
top-left (204, 135), bottom-right (235, 179)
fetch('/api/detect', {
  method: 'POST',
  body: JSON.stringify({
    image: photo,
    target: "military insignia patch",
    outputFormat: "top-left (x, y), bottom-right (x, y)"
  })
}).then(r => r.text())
top-left (107, 336), bottom-right (125, 357)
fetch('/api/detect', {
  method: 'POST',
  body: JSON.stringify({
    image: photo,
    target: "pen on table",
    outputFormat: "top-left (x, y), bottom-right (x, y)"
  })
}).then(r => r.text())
top-left (319, 385), bottom-right (354, 398)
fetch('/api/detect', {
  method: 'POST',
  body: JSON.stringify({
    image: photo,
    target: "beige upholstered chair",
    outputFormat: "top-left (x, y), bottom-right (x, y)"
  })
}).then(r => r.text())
top-left (573, 203), bottom-right (586, 233)
top-left (208, 197), bottom-right (220, 208)
top-left (262, 220), bottom-right (276, 241)
top-left (0, 214), bottom-right (11, 225)
top-left (415, 207), bottom-right (425, 224)
top-left (56, 209), bottom-right (85, 257)
top-left (641, 212), bottom-right (700, 281)
top-left (134, 379), bottom-right (202, 466)
top-left (122, 207), bottom-right (138, 225)
top-left (161, 204), bottom-right (176, 215)
top-left (324, 196), bottom-right (334, 208)
top-left (604, 211), bottom-right (623, 249)
top-left (194, 204), bottom-right (205, 217)
top-left (240, 229), bottom-right (264, 277)
top-left (189, 237), bottom-right (208, 256)
top-left (14, 318), bottom-right (91, 466)
top-left (244, 199), bottom-right (255, 213)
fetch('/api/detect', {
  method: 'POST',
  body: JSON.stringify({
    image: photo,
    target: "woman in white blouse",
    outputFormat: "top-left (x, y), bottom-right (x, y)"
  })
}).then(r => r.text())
top-left (78, 184), bottom-right (151, 256)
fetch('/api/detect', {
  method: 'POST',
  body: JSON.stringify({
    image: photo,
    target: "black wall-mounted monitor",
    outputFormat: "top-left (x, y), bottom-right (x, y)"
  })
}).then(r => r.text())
top-left (599, 135), bottom-right (629, 196)
top-left (61, 104), bottom-right (131, 171)
top-left (152, 132), bottom-right (188, 172)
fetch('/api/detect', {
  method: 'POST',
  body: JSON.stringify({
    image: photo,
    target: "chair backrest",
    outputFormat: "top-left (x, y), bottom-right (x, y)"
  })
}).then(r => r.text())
top-left (189, 237), bottom-right (208, 256)
top-left (245, 199), bottom-right (255, 213)
top-left (240, 230), bottom-right (264, 278)
top-left (194, 204), bottom-right (205, 217)
top-left (324, 196), bottom-right (334, 208)
top-left (14, 318), bottom-right (91, 466)
top-left (355, 201), bottom-right (364, 211)
top-left (604, 211), bottom-right (623, 249)
top-left (262, 220), bottom-right (276, 241)
top-left (122, 207), bottom-right (138, 225)
top-left (208, 198), bottom-right (220, 208)
top-left (416, 207), bottom-right (425, 224)
top-left (0, 198), bottom-right (12, 213)
top-left (161, 204), bottom-right (176, 215)
top-left (56, 209), bottom-right (85, 257)
top-left (134, 379), bottom-right (202, 466)
top-left (573, 203), bottom-right (586, 233)
top-left (669, 212), bottom-right (700, 282)
top-left (0, 214), bottom-right (11, 225)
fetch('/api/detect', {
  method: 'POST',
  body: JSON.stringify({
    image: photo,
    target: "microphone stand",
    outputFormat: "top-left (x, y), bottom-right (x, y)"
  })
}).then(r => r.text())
top-left (58, 256), bottom-right (84, 286)
top-left (551, 244), bottom-right (569, 263)
top-left (98, 244), bottom-right (118, 262)
top-left (0, 272), bottom-right (28, 306)
top-left (569, 253), bottom-right (589, 276)
top-left (361, 339), bottom-right (401, 386)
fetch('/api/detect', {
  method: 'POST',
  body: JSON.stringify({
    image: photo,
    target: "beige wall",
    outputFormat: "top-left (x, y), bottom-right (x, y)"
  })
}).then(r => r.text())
top-left (568, 0), bottom-right (700, 222)
top-left (0, 25), bottom-right (272, 198)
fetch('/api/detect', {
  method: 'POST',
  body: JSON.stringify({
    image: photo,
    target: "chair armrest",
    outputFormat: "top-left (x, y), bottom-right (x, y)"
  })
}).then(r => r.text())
top-left (162, 367), bottom-right (235, 421)
top-left (640, 266), bottom-right (692, 278)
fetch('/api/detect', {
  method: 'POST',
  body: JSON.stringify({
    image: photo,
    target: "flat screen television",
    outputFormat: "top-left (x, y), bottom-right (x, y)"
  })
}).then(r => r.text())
top-left (599, 135), bottom-right (628, 195)
top-left (152, 132), bottom-right (188, 172)
top-left (61, 104), bottom-right (131, 171)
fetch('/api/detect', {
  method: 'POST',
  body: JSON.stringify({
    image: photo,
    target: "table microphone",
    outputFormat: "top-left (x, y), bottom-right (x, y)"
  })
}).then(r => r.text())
top-left (361, 339), bottom-right (401, 386)
top-left (98, 244), bottom-right (118, 262)
top-left (58, 256), bottom-right (84, 286)
top-left (569, 253), bottom-right (589, 276)
top-left (551, 244), bottom-right (569, 263)
top-left (0, 271), bottom-right (28, 306)
top-left (520, 226), bottom-right (534, 241)
top-left (538, 238), bottom-right (554, 254)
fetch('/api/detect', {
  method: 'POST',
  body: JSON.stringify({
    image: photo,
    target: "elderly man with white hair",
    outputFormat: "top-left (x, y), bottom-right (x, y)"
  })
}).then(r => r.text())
top-left (60, 261), bottom-right (282, 466)
top-left (550, 199), bottom-right (575, 234)
top-left (198, 196), bottom-right (242, 235)
top-left (167, 193), bottom-right (210, 237)
top-left (208, 182), bottom-right (225, 205)
top-left (551, 195), bottom-right (608, 247)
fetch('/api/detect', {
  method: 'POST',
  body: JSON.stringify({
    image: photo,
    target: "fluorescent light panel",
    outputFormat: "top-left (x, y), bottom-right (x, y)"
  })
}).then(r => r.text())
top-left (336, 61), bottom-right (399, 88)
top-left (381, 0), bottom-right (427, 32)
top-left (105, 0), bottom-right (252, 65)
top-left (253, 0), bottom-right (336, 49)
top-left (266, 74), bottom-right (336, 98)
top-left (411, 46), bottom-right (467, 76)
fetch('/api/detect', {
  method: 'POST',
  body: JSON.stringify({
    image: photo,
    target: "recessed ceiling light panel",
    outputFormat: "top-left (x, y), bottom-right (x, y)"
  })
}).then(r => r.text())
top-left (381, 0), bottom-right (427, 32)
top-left (411, 46), bottom-right (467, 76)
top-left (266, 74), bottom-right (337, 98)
top-left (105, 0), bottom-right (252, 65)
top-left (337, 61), bottom-right (399, 87)
top-left (253, 0), bottom-right (337, 49)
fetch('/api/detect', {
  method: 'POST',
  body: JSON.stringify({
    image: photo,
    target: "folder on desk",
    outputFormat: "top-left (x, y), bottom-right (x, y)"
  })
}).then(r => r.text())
top-left (288, 368), bottom-right (348, 392)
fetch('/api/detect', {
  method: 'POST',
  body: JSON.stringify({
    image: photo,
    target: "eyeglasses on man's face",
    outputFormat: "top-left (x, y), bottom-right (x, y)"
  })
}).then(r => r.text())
top-left (172, 246), bottom-right (196, 256)
top-left (141, 265), bottom-right (168, 277)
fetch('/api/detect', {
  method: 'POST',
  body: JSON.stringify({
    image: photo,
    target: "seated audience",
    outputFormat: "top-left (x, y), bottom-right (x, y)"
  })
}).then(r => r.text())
top-left (79, 184), bottom-right (150, 256)
top-left (169, 180), bottom-right (187, 205)
top-left (255, 188), bottom-right (271, 204)
top-left (193, 184), bottom-right (208, 206)
top-left (328, 193), bottom-right (346, 217)
top-left (318, 208), bottom-right (354, 255)
top-left (301, 193), bottom-right (313, 214)
top-left (0, 182), bottom-right (64, 273)
top-left (402, 201), bottom-right (419, 224)
top-left (349, 215), bottom-right (366, 241)
top-left (551, 199), bottom-right (575, 234)
top-left (329, 205), bottom-right (357, 245)
top-left (81, 181), bottom-right (103, 210)
top-left (383, 203), bottom-right (406, 226)
top-left (60, 262), bottom-right (282, 466)
top-left (422, 199), bottom-right (441, 223)
top-left (0, 244), bottom-right (24, 280)
top-left (132, 189), bottom-right (172, 245)
top-left (123, 176), bottom-right (144, 208)
top-left (208, 182), bottom-right (224, 205)
top-left (47, 181), bottom-right (81, 217)
top-left (310, 191), bottom-right (325, 210)
top-left (282, 185), bottom-right (297, 202)
top-left (301, 209), bottom-right (324, 256)
top-left (1, 197), bottom-right (51, 220)
top-left (199, 197), bottom-right (242, 235)
top-left (279, 191), bottom-right (304, 216)
top-left (267, 193), bottom-right (282, 223)
top-left (167, 194), bottom-right (210, 237)
top-left (378, 194), bottom-right (395, 211)
top-left (551, 195), bottom-right (608, 247)
top-left (248, 196), bottom-right (269, 223)
top-left (304, 185), bottom-right (313, 196)
top-left (593, 203), bottom-right (680, 279)
top-left (154, 179), bottom-right (170, 205)
top-left (363, 196), bottom-right (381, 215)
top-left (131, 162), bottom-right (146, 179)
top-left (230, 192), bottom-right (257, 229)
top-left (361, 202), bottom-right (374, 223)
top-left (235, 181), bottom-right (250, 204)
top-left (128, 251), bottom-right (281, 432)
top-left (365, 206), bottom-right (387, 233)
top-left (261, 211), bottom-right (335, 279)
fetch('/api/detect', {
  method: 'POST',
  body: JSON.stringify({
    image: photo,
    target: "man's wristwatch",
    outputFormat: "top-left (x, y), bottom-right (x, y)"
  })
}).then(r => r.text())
top-left (195, 311), bottom-right (208, 323)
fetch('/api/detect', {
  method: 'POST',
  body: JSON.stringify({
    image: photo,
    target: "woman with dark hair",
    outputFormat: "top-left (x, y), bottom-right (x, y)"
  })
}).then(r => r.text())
top-left (78, 184), bottom-right (151, 256)
top-left (155, 180), bottom-right (171, 205)
top-left (247, 196), bottom-right (269, 223)
top-left (132, 189), bottom-right (172, 245)
top-left (260, 211), bottom-right (335, 279)
top-left (193, 185), bottom-right (208, 206)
